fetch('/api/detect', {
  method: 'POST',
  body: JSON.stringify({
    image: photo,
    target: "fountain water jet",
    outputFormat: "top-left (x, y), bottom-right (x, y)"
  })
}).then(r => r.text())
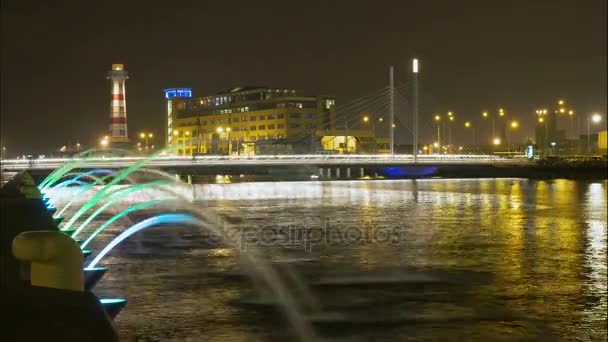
top-left (80, 199), bottom-right (171, 249)
top-left (70, 179), bottom-right (172, 238)
top-left (86, 213), bottom-right (317, 341)
top-left (60, 150), bottom-right (164, 231)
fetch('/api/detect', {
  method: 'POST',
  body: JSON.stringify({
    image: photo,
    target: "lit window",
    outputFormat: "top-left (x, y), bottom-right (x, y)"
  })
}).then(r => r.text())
top-left (259, 115), bottom-right (265, 120)
top-left (290, 113), bottom-right (301, 119)
top-left (250, 116), bottom-right (256, 121)
top-left (268, 114), bottom-right (276, 119)
top-left (304, 113), bottom-right (314, 119)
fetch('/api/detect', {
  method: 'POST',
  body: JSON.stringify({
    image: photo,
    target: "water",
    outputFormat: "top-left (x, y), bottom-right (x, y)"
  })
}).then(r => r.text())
top-left (53, 178), bottom-right (607, 341)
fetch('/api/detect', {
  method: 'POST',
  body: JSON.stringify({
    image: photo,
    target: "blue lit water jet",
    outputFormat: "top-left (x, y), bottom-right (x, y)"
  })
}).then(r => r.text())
top-left (87, 213), bottom-right (197, 269)
top-left (85, 211), bottom-right (316, 340)
top-left (70, 179), bottom-right (171, 238)
top-left (80, 199), bottom-right (169, 249)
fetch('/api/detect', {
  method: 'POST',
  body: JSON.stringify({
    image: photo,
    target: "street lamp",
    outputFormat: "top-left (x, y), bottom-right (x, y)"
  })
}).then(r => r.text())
top-left (482, 111), bottom-right (495, 142)
top-left (100, 136), bottom-right (109, 148)
top-left (434, 115), bottom-right (441, 151)
top-left (138, 131), bottom-right (154, 151)
top-left (493, 137), bottom-right (501, 146)
top-left (464, 121), bottom-right (475, 147)
top-left (363, 115), bottom-right (382, 138)
top-left (447, 114), bottom-right (455, 153)
top-left (507, 120), bottom-right (519, 154)
top-left (587, 113), bottom-right (603, 155)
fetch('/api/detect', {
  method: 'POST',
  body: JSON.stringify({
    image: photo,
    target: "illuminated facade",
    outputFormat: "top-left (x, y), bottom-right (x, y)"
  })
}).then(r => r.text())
top-left (318, 130), bottom-right (390, 154)
top-left (107, 64), bottom-right (129, 143)
top-left (165, 87), bottom-right (335, 155)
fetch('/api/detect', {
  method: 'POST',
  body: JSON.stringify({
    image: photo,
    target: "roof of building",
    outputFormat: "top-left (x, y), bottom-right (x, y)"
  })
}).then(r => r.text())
top-left (217, 86), bottom-right (268, 94)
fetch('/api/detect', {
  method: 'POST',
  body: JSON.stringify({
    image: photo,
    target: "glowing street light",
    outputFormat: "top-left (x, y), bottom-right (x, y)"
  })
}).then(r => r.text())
top-left (363, 116), bottom-right (369, 123)
top-left (507, 120), bottom-right (519, 154)
top-left (587, 113), bottom-right (603, 155)
top-left (216, 127), bottom-right (224, 133)
top-left (493, 137), bottom-right (501, 146)
top-left (434, 115), bottom-right (441, 151)
top-left (464, 121), bottom-right (475, 146)
top-left (139, 131), bottom-right (154, 151)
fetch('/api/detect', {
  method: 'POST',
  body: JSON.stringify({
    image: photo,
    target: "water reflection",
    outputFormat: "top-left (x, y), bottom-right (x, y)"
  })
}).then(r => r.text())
top-left (68, 179), bottom-right (608, 340)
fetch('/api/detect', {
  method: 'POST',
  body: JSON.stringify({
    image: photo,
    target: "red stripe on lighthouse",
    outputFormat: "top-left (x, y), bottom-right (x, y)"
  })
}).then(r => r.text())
top-left (112, 94), bottom-right (124, 100)
top-left (110, 117), bottom-right (127, 124)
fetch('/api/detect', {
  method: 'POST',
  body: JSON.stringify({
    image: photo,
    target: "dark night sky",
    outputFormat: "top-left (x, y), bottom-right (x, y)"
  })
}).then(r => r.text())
top-left (1, 0), bottom-right (606, 155)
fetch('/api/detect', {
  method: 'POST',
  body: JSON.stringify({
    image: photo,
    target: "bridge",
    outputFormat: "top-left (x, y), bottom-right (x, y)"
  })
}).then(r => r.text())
top-left (1, 154), bottom-right (524, 172)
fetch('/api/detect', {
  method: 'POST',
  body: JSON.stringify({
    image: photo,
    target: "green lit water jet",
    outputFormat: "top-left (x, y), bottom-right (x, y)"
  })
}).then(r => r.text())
top-left (79, 199), bottom-right (171, 249)
top-left (71, 179), bottom-right (172, 238)
top-left (53, 170), bottom-right (113, 189)
top-left (60, 150), bottom-right (164, 230)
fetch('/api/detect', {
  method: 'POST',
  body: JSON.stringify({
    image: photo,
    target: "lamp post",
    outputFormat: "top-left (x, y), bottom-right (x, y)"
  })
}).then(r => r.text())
top-left (434, 115), bottom-right (441, 153)
top-left (507, 120), bottom-right (519, 155)
top-left (447, 112), bottom-right (454, 154)
top-left (538, 117), bottom-right (548, 155)
top-left (587, 113), bottom-right (602, 155)
top-left (139, 132), bottom-right (154, 151)
top-left (465, 121), bottom-right (475, 148)
top-left (99, 136), bottom-right (109, 149)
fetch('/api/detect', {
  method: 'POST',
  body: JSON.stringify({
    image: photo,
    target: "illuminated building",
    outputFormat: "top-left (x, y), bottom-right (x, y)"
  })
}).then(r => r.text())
top-left (165, 86), bottom-right (335, 155)
top-left (107, 64), bottom-right (130, 144)
top-left (318, 130), bottom-right (389, 154)
top-left (598, 130), bottom-right (607, 155)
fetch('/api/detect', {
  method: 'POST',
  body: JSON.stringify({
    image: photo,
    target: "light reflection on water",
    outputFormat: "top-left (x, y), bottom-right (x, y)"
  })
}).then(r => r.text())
top-left (53, 178), bottom-right (607, 341)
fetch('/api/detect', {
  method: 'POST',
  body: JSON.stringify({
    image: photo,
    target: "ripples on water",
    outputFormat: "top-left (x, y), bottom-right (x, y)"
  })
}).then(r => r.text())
top-left (54, 179), bottom-right (607, 341)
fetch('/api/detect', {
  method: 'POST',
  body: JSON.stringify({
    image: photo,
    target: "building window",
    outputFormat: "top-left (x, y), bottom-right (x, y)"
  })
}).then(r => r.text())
top-left (325, 99), bottom-right (335, 109)
top-left (278, 113), bottom-right (285, 119)
top-left (296, 103), bottom-right (303, 108)
top-left (259, 115), bottom-right (265, 120)
top-left (304, 113), bottom-right (314, 119)
top-left (242, 117), bottom-right (248, 122)
top-left (268, 124), bottom-right (275, 129)
top-left (250, 116), bottom-right (256, 121)
top-left (268, 114), bottom-right (276, 119)
top-left (259, 125), bottom-right (266, 130)
top-left (290, 113), bottom-right (301, 119)
top-left (290, 123), bottom-right (300, 128)
top-left (250, 126), bottom-right (257, 131)
top-left (278, 123), bottom-right (285, 129)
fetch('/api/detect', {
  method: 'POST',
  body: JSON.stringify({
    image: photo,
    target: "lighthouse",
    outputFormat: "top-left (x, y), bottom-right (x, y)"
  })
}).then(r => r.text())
top-left (107, 64), bottom-right (130, 143)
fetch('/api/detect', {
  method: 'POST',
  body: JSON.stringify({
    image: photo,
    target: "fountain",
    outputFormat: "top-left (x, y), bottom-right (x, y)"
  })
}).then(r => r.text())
top-left (40, 150), bottom-right (320, 341)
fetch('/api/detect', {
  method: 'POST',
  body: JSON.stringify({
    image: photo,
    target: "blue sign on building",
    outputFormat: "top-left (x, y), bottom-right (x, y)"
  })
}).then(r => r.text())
top-left (163, 88), bottom-right (193, 100)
